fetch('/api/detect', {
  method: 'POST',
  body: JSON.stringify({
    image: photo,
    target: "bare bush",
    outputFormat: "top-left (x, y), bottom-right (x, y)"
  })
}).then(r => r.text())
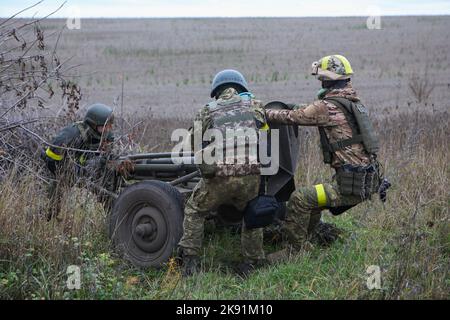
top-left (0, 2), bottom-right (81, 180)
top-left (408, 73), bottom-right (435, 103)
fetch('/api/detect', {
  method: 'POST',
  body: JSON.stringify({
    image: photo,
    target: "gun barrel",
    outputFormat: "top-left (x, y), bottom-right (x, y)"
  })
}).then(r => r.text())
top-left (143, 157), bottom-right (194, 165)
top-left (132, 163), bottom-right (198, 175)
top-left (120, 152), bottom-right (194, 161)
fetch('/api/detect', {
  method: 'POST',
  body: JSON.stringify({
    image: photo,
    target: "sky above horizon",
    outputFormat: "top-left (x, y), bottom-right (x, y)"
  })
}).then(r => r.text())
top-left (1, 0), bottom-right (450, 18)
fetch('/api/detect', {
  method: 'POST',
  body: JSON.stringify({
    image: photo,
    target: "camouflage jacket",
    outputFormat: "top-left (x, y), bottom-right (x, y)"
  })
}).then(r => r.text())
top-left (189, 88), bottom-right (267, 149)
top-left (188, 88), bottom-right (268, 176)
top-left (265, 83), bottom-right (371, 168)
top-left (45, 121), bottom-right (114, 168)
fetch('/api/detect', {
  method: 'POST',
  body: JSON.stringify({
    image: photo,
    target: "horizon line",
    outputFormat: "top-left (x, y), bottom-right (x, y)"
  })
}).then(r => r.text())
top-left (2, 14), bottom-right (450, 19)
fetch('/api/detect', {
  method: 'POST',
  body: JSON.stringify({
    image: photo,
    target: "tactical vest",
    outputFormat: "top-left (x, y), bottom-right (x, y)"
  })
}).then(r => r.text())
top-left (201, 94), bottom-right (260, 177)
top-left (318, 97), bottom-right (379, 164)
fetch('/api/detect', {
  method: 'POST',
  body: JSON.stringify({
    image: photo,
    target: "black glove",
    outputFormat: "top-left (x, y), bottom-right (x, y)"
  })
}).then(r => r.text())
top-left (379, 178), bottom-right (391, 203)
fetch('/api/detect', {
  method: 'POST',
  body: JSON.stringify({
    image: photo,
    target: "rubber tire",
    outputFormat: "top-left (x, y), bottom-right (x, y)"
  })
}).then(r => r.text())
top-left (109, 180), bottom-right (184, 268)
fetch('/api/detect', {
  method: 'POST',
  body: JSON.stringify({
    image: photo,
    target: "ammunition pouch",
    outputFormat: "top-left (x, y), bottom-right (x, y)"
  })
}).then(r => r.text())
top-left (244, 195), bottom-right (280, 229)
top-left (336, 164), bottom-right (380, 200)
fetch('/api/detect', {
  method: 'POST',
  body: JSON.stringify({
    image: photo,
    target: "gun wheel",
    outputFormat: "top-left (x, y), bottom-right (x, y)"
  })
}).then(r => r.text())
top-left (109, 180), bottom-right (184, 268)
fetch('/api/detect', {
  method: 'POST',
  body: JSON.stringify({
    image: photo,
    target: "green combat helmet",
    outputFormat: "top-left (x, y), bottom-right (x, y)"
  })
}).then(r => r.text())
top-left (311, 55), bottom-right (354, 81)
top-left (84, 103), bottom-right (114, 128)
top-left (210, 69), bottom-right (249, 98)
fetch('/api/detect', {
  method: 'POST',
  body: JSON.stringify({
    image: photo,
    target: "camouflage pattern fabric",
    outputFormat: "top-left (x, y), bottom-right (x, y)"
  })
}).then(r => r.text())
top-left (283, 182), bottom-right (362, 249)
top-left (191, 88), bottom-right (267, 135)
top-left (265, 82), bottom-right (376, 249)
top-left (312, 55), bottom-right (353, 81)
top-left (191, 88), bottom-right (268, 177)
top-left (322, 55), bottom-right (348, 76)
top-left (178, 174), bottom-right (265, 263)
top-left (204, 91), bottom-right (260, 176)
top-left (265, 82), bottom-right (371, 168)
top-left (178, 88), bottom-right (268, 263)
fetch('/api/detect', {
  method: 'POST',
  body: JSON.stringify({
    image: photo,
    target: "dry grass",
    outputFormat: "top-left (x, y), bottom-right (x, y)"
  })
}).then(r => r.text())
top-left (292, 100), bottom-right (449, 296)
top-left (0, 169), bottom-right (105, 298)
top-left (0, 106), bottom-right (448, 299)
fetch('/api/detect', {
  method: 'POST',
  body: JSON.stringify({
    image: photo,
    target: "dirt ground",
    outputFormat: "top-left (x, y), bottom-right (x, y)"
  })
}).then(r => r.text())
top-left (39, 16), bottom-right (450, 118)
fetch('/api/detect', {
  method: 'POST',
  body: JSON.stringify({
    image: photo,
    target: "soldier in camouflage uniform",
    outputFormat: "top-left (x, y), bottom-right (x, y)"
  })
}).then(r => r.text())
top-left (265, 55), bottom-right (384, 252)
top-left (178, 69), bottom-right (269, 276)
top-left (43, 103), bottom-right (115, 219)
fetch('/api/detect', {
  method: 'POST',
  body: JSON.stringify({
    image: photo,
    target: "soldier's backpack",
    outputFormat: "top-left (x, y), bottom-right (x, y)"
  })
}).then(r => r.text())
top-left (244, 194), bottom-right (280, 229)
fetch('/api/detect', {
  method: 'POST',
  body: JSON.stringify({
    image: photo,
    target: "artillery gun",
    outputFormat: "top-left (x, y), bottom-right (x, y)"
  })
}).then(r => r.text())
top-left (106, 102), bottom-right (301, 268)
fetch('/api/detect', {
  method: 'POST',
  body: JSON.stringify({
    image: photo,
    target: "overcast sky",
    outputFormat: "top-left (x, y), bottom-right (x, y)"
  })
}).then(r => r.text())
top-left (1, 0), bottom-right (450, 18)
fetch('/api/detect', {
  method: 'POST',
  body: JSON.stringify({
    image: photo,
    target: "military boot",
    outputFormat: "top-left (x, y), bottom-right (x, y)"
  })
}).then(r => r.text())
top-left (181, 255), bottom-right (201, 277)
top-left (234, 259), bottom-right (268, 278)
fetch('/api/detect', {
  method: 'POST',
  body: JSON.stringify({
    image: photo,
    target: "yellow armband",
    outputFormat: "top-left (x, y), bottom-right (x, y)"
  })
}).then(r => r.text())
top-left (45, 147), bottom-right (63, 161)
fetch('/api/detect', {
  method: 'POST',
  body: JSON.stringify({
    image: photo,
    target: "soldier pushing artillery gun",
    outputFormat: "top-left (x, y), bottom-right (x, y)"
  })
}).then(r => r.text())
top-left (106, 101), bottom-right (302, 270)
top-left (45, 59), bottom-right (389, 275)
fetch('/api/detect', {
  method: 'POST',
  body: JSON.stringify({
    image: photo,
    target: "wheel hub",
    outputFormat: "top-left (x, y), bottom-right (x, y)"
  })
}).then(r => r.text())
top-left (131, 206), bottom-right (167, 253)
top-left (135, 223), bottom-right (155, 237)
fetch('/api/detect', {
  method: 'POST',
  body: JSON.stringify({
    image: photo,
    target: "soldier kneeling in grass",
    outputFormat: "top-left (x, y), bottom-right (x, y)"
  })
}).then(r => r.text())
top-left (264, 55), bottom-right (390, 259)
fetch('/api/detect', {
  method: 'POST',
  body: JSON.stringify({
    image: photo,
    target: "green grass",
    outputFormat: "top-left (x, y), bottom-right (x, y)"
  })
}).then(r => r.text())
top-left (1, 202), bottom-right (447, 299)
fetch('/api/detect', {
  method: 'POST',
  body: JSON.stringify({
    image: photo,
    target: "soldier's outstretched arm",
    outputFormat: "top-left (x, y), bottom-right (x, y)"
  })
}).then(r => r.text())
top-left (265, 101), bottom-right (329, 126)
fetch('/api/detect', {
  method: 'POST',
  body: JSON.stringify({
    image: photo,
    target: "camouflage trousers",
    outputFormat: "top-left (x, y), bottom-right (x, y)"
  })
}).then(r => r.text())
top-left (178, 174), bottom-right (265, 262)
top-left (283, 182), bottom-right (363, 249)
top-left (46, 169), bottom-right (77, 220)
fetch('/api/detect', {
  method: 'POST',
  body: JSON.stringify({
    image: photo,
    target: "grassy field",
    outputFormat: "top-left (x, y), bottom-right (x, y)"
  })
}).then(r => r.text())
top-left (0, 105), bottom-right (448, 299)
top-left (0, 16), bottom-right (449, 299)
top-left (34, 16), bottom-right (450, 117)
